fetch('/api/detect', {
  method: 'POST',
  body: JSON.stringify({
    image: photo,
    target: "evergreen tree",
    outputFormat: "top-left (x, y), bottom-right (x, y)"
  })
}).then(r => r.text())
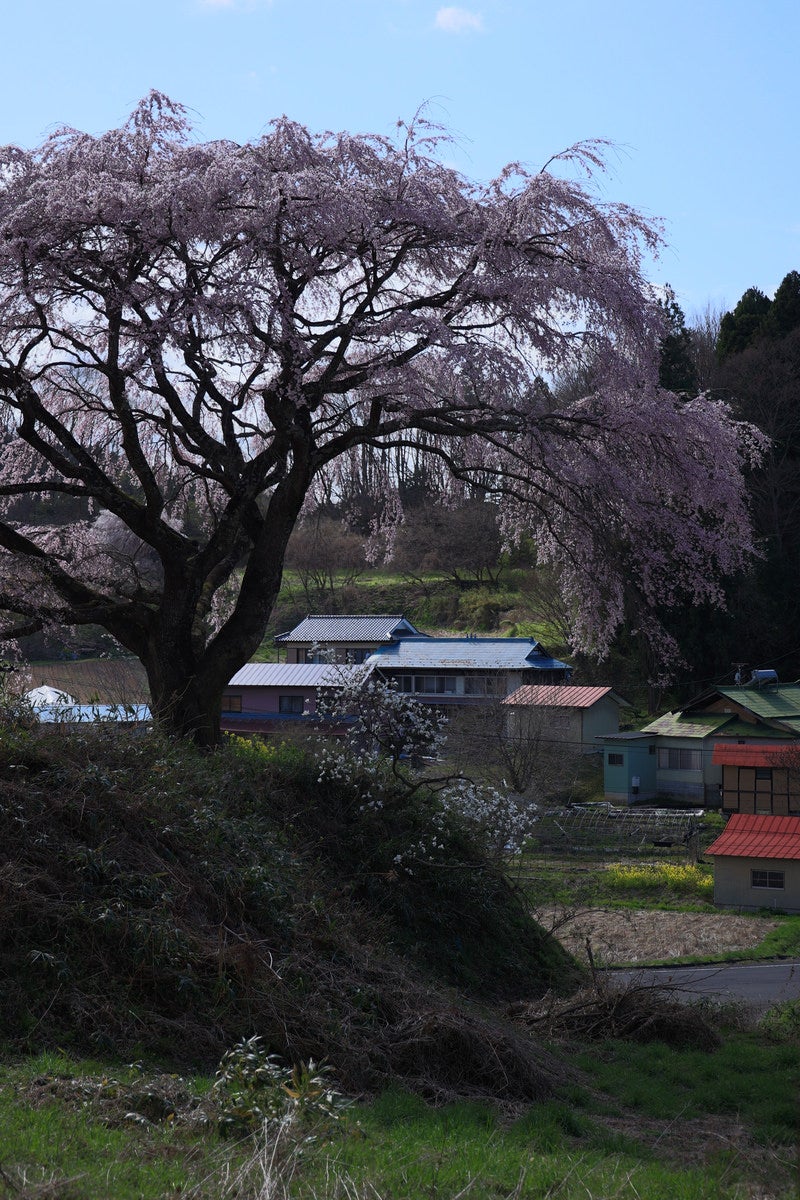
top-left (717, 286), bottom-right (772, 358)
top-left (766, 270), bottom-right (800, 339)
top-left (658, 289), bottom-right (698, 394)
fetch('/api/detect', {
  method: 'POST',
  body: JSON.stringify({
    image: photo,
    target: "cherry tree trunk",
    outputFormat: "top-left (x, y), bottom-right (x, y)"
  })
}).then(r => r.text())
top-left (144, 656), bottom-right (224, 748)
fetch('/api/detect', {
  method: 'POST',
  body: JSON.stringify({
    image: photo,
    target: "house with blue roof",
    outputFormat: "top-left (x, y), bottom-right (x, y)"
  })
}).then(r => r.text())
top-left (220, 662), bottom-right (368, 734)
top-left (224, 615), bottom-right (571, 731)
top-left (275, 614), bottom-right (423, 664)
top-left (365, 636), bottom-right (571, 704)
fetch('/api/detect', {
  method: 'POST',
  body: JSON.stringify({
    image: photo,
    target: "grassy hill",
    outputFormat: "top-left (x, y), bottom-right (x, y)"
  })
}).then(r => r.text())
top-left (0, 723), bottom-right (578, 1100)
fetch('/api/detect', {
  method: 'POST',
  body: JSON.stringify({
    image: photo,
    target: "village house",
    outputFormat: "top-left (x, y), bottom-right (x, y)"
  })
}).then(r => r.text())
top-left (598, 676), bottom-right (800, 807)
top-left (220, 661), bottom-right (368, 735)
top-left (706, 812), bottom-right (800, 913)
top-left (274, 614), bottom-right (424, 663)
top-left (501, 684), bottom-right (631, 755)
top-left (365, 636), bottom-right (571, 705)
top-left (222, 617), bottom-right (573, 728)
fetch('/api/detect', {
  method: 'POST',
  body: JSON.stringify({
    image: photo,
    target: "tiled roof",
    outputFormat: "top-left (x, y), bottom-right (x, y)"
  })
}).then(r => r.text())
top-left (711, 742), bottom-right (800, 767)
top-left (641, 712), bottom-right (733, 739)
top-left (597, 731), bottom-right (658, 742)
top-left (228, 663), bottom-right (369, 688)
top-left (274, 615), bottom-right (421, 644)
top-left (367, 637), bottom-right (570, 672)
top-left (706, 813), bottom-right (800, 861)
top-left (502, 685), bottom-right (626, 709)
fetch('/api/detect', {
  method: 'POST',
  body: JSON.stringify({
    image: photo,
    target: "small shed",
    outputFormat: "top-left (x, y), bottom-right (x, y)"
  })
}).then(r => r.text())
top-left (706, 813), bottom-right (800, 912)
top-left (502, 684), bottom-right (630, 754)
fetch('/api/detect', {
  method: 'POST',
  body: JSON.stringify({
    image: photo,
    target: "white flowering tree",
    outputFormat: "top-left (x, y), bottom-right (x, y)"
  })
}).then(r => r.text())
top-left (0, 93), bottom-right (761, 744)
top-left (314, 666), bottom-right (535, 866)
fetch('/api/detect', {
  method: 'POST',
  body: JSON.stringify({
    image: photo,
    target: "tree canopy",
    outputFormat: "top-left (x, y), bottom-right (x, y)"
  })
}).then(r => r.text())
top-left (657, 288), bottom-right (698, 395)
top-left (717, 271), bottom-right (800, 358)
top-left (0, 94), bottom-right (761, 742)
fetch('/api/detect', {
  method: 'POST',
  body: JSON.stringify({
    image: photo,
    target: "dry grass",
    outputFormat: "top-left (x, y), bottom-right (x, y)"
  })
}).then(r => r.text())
top-left (21, 659), bottom-right (150, 704)
top-left (538, 908), bottom-right (779, 966)
top-left (511, 979), bottom-right (722, 1047)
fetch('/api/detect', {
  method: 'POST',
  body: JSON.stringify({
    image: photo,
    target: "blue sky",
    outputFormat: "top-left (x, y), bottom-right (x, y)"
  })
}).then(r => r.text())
top-left (4, 0), bottom-right (798, 319)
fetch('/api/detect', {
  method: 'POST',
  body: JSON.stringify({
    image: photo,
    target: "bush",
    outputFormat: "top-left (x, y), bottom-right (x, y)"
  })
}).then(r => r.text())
top-left (760, 999), bottom-right (800, 1042)
top-left (0, 724), bottom-right (576, 1099)
top-left (213, 1036), bottom-right (349, 1137)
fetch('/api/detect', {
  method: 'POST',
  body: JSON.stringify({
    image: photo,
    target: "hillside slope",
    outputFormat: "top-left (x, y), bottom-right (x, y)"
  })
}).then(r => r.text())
top-left (0, 727), bottom-right (580, 1101)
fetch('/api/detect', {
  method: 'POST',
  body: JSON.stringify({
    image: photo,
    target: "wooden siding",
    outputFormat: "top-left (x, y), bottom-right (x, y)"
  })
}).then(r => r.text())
top-left (720, 764), bottom-right (800, 815)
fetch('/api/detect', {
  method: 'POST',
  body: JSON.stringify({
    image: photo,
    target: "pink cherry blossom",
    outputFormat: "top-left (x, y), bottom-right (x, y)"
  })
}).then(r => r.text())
top-left (0, 93), bottom-right (763, 743)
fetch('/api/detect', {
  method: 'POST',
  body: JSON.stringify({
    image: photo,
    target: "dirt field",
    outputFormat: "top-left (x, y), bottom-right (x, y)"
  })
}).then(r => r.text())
top-left (537, 907), bottom-right (779, 966)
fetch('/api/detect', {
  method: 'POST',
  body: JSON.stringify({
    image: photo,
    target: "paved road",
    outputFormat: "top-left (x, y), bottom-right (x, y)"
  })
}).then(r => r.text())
top-left (607, 959), bottom-right (800, 1011)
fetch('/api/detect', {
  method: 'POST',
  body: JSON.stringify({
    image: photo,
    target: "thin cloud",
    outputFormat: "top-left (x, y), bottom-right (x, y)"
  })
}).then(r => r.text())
top-left (434, 7), bottom-right (484, 34)
top-left (197, 0), bottom-right (271, 10)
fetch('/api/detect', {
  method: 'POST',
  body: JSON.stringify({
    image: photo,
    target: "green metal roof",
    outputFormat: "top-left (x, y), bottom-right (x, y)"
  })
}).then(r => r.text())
top-left (641, 712), bottom-right (733, 738)
top-left (771, 717), bottom-right (800, 734)
top-left (715, 685), bottom-right (800, 723)
top-left (715, 719), bottom-right (791, 738)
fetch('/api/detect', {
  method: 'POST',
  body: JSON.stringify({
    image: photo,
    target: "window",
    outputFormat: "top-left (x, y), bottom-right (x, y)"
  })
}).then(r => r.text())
top-left (755, 767), bottom-right (772, 781)
top-left (222, 694), bottom-right (242, 712)
top-left (464, 676), bottom-right (488, 695)
top-left (751, 869), bottom-right (784, 890)
top-left (608, 752), bottom-right (624, 766)
top-left (657, 747), bottom-right (702, 771)
top-left (397, 674), bottom-right (456, 694)
top-left (278, 694), bottom-right (305, 715)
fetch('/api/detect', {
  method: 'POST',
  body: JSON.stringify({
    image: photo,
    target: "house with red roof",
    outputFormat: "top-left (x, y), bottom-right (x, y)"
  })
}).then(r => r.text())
top-left (501, 684), bottom-right (630, 755)
top-left (706, 813), bottom-right (800, 912)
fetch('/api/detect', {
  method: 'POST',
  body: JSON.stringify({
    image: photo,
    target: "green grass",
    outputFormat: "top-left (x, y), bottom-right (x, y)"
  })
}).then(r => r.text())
top-left (2, 1049), bottom-right (796, 1199)
top-left (576, 1034), bottom-right (800, 1145)
top-left (261, 564), bottom-right (568, 646)
top-left (516, 857), bottom-right (718, 910)
top-left (0, 1053), bottom-right (219, 1199)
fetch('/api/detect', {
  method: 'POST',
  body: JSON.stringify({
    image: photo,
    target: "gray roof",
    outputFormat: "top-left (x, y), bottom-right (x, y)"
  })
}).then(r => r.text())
top-left (366, 638), bottom-right (570, 672)
top-left (275, 614), bottom-right (422, 644)
top-left (595, 731), bottom-right (658, 742)
top-left (228, 662), bottom-right (370, 688)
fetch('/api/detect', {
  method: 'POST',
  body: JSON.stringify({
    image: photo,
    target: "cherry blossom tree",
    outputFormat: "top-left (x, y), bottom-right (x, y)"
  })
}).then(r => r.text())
top-left (0, 94), bottom-right (762, 744)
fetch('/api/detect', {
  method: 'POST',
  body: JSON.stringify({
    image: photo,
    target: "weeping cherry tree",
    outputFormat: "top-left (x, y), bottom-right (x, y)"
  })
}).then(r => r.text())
top-left (0, 94), bottom-right (762, 743)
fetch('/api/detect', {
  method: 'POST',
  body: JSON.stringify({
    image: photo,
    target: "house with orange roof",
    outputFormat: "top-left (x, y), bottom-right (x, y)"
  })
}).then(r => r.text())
top-left (501, 684), bottom-right (631, 755)
top-left (706, 813), bottom-right (800, 912)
